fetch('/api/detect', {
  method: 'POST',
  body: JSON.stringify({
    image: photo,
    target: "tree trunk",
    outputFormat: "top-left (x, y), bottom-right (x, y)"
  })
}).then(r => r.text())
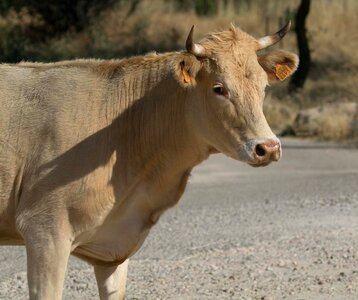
top-left (289, 0), bottom-right (311, 92)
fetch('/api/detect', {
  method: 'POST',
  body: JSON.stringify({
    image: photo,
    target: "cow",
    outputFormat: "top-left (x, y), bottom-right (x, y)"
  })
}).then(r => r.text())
top-left (0, 22), bottom-right (298, 299)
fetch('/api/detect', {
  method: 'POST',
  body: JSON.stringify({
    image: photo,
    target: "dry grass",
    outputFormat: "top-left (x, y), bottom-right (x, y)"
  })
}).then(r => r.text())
top-left (292, 102), bottom-right (357, 140)
top-left (320, 114), bottom-right (353, 140)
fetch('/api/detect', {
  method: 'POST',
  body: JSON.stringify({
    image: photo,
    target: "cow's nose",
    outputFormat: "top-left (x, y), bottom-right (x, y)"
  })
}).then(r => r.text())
top-left (254, 139), bottom-right (281, 163)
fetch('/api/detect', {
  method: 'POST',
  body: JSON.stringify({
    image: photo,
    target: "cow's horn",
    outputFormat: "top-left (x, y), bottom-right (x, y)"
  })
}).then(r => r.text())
top-left (257, 21), bottom-right (291, 50)
top-left (186, 25), bottom-right (206, 57)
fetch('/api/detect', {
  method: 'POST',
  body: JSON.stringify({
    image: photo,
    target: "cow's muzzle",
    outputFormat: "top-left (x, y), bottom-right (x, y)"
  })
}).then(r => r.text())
top-left (238, 138), bottom-right (281, 167)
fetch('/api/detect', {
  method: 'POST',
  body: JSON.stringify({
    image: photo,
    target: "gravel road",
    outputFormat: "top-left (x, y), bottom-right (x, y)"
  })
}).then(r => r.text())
top-left (0, 138), bottom-right (357, 300)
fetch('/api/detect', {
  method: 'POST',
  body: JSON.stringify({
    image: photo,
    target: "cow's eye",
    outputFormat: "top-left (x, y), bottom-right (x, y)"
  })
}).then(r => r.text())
top-left (213, 83), bottom-right (226, 96)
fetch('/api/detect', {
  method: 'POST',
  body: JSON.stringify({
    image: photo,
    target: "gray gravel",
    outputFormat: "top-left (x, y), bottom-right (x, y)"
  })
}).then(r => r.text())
top-left (0, 138), bottom-right (358, 300)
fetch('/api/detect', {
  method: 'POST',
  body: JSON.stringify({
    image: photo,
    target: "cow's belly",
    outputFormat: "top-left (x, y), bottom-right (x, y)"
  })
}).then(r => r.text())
top-left (0, 193), bottom-right (18, 244)
top-left (0, 147), bottom-right (24, 244)
top-left (0, 193), bottom-right (22, 244)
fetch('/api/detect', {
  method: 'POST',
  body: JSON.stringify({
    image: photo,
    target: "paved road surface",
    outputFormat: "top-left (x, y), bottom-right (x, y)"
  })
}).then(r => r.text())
top-left (0, 138), bottom-right (358, 299)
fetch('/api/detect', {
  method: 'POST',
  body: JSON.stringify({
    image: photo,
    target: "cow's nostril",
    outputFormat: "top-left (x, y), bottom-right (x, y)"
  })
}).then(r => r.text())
top-left (255, 144), bottom-right (266, 157)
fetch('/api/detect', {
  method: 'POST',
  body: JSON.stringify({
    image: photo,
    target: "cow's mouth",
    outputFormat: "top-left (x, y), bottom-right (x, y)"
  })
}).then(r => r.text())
top-left (248, 161), bottom-right (272, 168)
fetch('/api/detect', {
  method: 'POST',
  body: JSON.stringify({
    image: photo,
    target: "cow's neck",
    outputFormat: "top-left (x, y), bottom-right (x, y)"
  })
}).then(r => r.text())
top-left (108, 53), bottom-right (209, 206)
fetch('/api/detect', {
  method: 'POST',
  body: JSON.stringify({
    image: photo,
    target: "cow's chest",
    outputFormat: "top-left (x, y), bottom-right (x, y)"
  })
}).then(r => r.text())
top-left (72, 171), bottom-right (190, 266)
top-left (73, 212), bottom-right (152, 266)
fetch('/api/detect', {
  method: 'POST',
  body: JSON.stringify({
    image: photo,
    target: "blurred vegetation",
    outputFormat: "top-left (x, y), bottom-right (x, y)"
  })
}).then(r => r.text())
top-left (0, 0), bottom-right (297, 62)
top-left (0, 0), bottom-right (115, 34)
top-left (0, 0), bottom-right (116, 61)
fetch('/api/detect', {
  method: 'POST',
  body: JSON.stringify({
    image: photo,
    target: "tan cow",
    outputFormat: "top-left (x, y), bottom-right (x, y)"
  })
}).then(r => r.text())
top-left (0, 23), bottom-right (298, 299)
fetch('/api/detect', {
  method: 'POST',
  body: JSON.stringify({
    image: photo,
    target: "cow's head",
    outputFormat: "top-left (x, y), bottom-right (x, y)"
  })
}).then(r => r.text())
top-left (176, 22), bottom-right (298, 167)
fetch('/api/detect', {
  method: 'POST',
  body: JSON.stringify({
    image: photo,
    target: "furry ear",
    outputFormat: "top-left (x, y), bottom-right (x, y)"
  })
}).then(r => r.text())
top-left (258, 50), bottom-right (299, 82)
top-left (174, 54), bottom-right (202, 87)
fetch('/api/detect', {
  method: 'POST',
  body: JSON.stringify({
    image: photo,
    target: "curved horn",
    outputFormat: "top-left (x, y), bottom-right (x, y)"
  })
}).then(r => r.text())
top-left (186, 25), bottom-right (206, 57)
top-left (257, 21), bottom-right (291, 50)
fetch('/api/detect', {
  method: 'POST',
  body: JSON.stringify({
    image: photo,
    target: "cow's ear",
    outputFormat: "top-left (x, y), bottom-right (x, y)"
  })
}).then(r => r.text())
top-left (258, 50), bottom-right (299, 82)
top-left (174, 55), bottom-right (202, 87)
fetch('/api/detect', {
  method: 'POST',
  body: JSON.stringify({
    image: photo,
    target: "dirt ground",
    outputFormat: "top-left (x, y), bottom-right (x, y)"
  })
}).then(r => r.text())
top-left (0, 138), bottom-right (357, 300)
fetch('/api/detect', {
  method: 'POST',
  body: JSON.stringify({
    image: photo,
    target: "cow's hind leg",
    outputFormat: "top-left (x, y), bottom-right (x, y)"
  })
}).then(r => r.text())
top-left (94, 259), bottom-right (129, 300)
top-left (24, 234), bottom-right (71, 300)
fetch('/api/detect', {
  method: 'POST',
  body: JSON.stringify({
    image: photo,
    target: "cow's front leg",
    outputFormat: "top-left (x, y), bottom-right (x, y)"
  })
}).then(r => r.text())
top-left (94, 259), bottom-right (129, 300)
top-left (24, 234), bottom-right (71, 300)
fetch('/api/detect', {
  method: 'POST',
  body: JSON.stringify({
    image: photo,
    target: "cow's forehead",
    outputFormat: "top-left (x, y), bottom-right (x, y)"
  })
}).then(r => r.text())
top-left (199, 26), bottom-right (258, 58)
top-left (199, 26), bottom-right (260, 75)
